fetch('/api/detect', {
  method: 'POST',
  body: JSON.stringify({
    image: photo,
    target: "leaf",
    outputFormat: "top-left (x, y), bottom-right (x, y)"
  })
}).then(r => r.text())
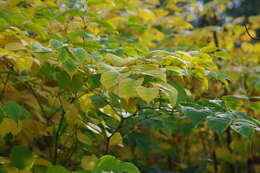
top-left (70, 48), bottom-right (88, 63)
top-left (96, 155), bottom-right (119, 171)
top-left (25, 22), bottom-right (47, 40)
top-left (142, 70), bottom-right (166, 82)
top-left (10, 146), bottom-right (33, 170)
top-left (31, 42), bottom-right (52, 52)
top-left (100, 71), bottom-right (120, 89)
top-left (168, 81), bottom-right (188, 103)
top-left (87, 74), bottom-right (101, 90)
top-left (47, 165), bottom-right (70, 173)
top-left (81, 155), bottom-right (98, 170)
top-left (63, 59), bottom-right (77, 77)
top-left (231, 119), bottom-right (257, 138)
top-left (118, 78), bottom-right (142, 99)
top-left (96, 155), bottom-right (140, 173)
top-left (5, 42), bottom-right (25, 51)
top-left (222, 95), bottom-right (244, 110)
top-left (109, 132), bottom-right (123, 146)
top-left (207, 113), bottom-right (233, 135)
top-left (3, 101), bottom-right (29, 123)
top-left (103, 53), bottom-right (125, 66)
top-left (152, 82), bottom-right (178, 106)
top-left (49, 39), bottom-right (66, 49)
top-left (118, 162), bottom-right (140, 173)
top-left (180, 106), bottom-right (212, 126)
top-left (136, 86), bottom-right (159, 103)
top-left (0, 118), bottom-right (22, 137)
top-left (90, 94), bottom-right (107, 108)
top-left (91, 18), bottom-right (115, 31)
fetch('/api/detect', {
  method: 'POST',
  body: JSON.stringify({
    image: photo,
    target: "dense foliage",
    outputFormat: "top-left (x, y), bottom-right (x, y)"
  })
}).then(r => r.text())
top-left (0, 0), bottom-right (259, 172)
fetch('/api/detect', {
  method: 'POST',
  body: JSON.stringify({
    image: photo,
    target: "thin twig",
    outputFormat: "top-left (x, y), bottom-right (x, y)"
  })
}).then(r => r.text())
top-left (244, 24), bottom-right (260, 41)
top-left (0, 73), bottom-right (10, 100)
top-left (26, 83), bottom-right (50, 123)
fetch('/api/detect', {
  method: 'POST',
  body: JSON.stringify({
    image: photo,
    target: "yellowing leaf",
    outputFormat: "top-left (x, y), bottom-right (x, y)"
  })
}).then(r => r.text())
top-left (117, 78), bottom-right (143, 100)
top-left (7, 0), bottom-right (22, 7)
top-left (15, 58), bottom-right (33, 72)
top-left (81, 155), bottom-right (97, 170)
top-left (0, 156), bottom-right (10, 164)
top-left (136, 86), bottom-right (159, 103)
top-left (5, 42), bottom-right (25, 51)
top-left (104, 53), bottom-right (125, 66)
top-left (34, 158), bottom-right (52, 167)
top-left (100, 71), bottom-right (120, 89)
top-left (77, 132), bottom-right (91, 145)
top-left (109, 132), bottom-right (123, 146)
top-left (0, 118), bottom-right (22, 137)
top-left (17, 120), bottom-right (48, 146)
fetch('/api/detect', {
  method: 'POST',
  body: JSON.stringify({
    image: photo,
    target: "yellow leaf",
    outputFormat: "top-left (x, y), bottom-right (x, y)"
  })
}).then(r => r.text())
top-left (34, 158), bottom-right (52, 167)
top-left (5, 42), bottom-right (25, 51)
top-left (80, 93), bottom-right (94, 112)
top-left (7, 0), bottom-right (22, 7)
top-left (17, 120), bottom-right (48, 146)
top-left (0, 118), bottom-right (22, 137)
top-left (81, 155), bottom-right (97, 170)
top-left (0, 156), bottom-right (10, 164)
top-left (136, 86), bottom-right (159, 103)
top-left (100, 71), bottom-right (120, 89)
top-left (109, 132), bottom-right (123, 146)
top-left (77, 132), bottom-right (91, 145)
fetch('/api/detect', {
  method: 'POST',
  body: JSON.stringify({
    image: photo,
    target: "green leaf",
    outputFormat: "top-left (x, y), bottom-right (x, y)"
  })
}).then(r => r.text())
top-left (91, 17), bottom-right (115, 31)
top-left (90, 94), bottom-right (107, 108)
top-left (49, 39), bottom-right (66, 49)
top-left (56, 71), bottom-right (71, 89)
top-left (152, 82), bottom-right (178, 106)
top-left (0, 165), bottom-right (7, 173)
top-left (231, 119), bottom-right (257, 138)
top-left (71, 48), bottom-right (88, 63)
top-left (118, 162), bottom-right (140, 173)
top-left (63, 59), bottom-right (78, 77)
top-left (222, 95), bottom-right (244, 110)
top-left (3, 101), bottom-right (29, 123)
top-left (180, 106), bottom-right (212, 126)
top-left (142, 70), bottom-right (166, 82)
top-left (31, 42), bottom-right (52, 53)
top-left (136, 86), bottom-right (159, 103)
top-left (95, 155), bottom-right (140, 173)
top-left (96, 155), bottom-right (119, 171)
top-left (100, 71), bottom-right (120, 89)
top-left (87, 74), bottom-right (101, 90)
top-left (58, 48), bottom-right (70, 62)
top-left (25, 22), bottom-right (47, 40)
top-left (47, 165), bottom-right (70, 173)
top-left (168, 81), bottom-right (188, 103)
top-left (207, 113), bottom-right (233, 135)
top-left (10, 146), bottom-right (33, 170)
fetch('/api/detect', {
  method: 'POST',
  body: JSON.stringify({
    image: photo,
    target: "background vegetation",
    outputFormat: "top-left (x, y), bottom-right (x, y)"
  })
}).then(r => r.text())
top-left (0, 0), bottom-right (259, 172)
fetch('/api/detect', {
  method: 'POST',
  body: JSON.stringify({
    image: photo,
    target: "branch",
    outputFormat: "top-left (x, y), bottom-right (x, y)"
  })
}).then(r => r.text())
top-left (244, 24), bottom-right (260, 41)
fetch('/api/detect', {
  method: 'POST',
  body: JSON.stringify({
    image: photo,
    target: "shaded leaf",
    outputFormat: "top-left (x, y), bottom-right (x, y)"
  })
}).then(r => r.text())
top-left (3, 101), bottom-right (29, 123)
